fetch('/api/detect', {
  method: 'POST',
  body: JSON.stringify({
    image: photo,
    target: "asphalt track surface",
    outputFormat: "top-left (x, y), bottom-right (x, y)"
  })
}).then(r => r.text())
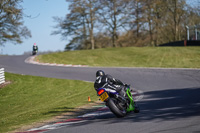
top-left (1, 55), bottom-right (200, 133)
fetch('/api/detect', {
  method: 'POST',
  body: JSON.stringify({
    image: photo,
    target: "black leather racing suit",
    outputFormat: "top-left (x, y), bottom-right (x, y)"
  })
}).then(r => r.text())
top-left (33, 45), bottom-right (38, 51)
top-left (94, 74), bottom-right (126, 96)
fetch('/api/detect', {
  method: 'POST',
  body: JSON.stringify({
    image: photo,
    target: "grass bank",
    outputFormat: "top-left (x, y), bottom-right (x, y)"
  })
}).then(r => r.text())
top-left (0, 73), bottom-right (97, 133)
top-left (36, 47), bottom-right (200, 68)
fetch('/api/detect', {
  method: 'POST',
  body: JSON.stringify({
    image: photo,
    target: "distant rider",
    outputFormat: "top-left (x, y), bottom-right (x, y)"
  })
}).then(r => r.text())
top-left (32, 43), bottom-right (38, 55)
top-left (33, 43), bottom-right (38, 52)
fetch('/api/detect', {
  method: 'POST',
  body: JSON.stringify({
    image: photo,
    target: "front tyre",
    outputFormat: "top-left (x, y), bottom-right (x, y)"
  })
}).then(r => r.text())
top-left (106, 98), bottom-right (126, 118)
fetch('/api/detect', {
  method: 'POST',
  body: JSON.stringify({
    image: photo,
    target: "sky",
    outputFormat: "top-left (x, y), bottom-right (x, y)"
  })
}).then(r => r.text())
top-left (0, 0), bottom-right (69, 55)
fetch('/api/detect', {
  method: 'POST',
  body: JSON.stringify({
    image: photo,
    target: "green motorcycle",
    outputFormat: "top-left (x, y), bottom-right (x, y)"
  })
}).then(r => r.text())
top-left (97, 85), bottom-right (140, 117)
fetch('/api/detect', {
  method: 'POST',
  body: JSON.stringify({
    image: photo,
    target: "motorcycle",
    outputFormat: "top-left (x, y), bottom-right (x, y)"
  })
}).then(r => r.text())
top-left (32, 50), bottom-right (38, 55)
top-left (97, 85), bottom-right (140, 117)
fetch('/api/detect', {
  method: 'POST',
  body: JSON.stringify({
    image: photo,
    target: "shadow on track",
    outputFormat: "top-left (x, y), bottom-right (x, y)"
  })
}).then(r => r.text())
top-left (68, 87), bottom-right (200, 126)
top-left (126, 87), bottom-right (200, 122)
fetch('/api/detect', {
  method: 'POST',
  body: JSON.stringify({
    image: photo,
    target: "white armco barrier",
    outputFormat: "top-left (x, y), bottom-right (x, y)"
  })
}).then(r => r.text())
top-left (0, 68), bottom-right (5, 84)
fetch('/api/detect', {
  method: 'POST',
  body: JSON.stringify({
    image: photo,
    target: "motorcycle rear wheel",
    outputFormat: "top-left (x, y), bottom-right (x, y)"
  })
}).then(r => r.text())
top-left (106, 98), bottom-right (126, 118)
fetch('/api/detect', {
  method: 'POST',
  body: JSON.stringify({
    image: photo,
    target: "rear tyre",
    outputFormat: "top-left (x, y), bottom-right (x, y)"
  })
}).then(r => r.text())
top-left (32, 51), bottom-right (36, 55)
top-left (106, 98), bottom-right (126, 118)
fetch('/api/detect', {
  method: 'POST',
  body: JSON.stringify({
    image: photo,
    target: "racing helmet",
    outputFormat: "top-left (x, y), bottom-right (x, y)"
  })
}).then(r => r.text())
top-left (96, 70), bottom-right (105, 77)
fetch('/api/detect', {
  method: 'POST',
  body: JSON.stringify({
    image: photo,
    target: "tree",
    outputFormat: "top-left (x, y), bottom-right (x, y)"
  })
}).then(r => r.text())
top-left (128, 0), bottom-right (145, 45)
top-left (142, 0), bottom-right (167, 46)
top-left (52, 0), bottom-right (87, 50)
top-left (97, 0), bottom-right (130, 47)
top-left (132, 0), bottom-right (188, 45)
top-left (85, 0), bottom-right (97, 49)
top-left (0, 0), bottom-right (31, 46)
top-left (52, 0), bottom-right (98, 50)
top-left (133, 0), bottom-right (144, 39)
top-left (165, 0), bottom-right (186, 41)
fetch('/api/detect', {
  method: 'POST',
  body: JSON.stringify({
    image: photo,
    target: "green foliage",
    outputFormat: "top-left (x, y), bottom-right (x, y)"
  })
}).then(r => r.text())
top-left (0, 0), bottom-right (31, 45)
top-left (37, 47), bottom-right (200, 68)
top-left (0, 73), bottom-right (97, 133)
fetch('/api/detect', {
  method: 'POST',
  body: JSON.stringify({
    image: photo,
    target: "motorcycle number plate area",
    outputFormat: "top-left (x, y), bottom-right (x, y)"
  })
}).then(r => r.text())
top-left (99, 92), bottom-right (109, 101)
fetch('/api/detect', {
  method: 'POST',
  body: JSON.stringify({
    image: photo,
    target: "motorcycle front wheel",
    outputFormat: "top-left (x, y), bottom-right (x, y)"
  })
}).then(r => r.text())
top-left (106, 98), bottom-right (126, 118)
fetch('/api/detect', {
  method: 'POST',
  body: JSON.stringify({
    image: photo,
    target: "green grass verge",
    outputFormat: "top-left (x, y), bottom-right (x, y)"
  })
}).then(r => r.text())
top-left (0, 73), bottom-right (98, 133)
top-left (36, 47), bottom-right (200, 68)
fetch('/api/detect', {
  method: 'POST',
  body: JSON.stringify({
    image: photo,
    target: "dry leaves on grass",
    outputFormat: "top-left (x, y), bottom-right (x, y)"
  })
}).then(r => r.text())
top-left (0, 81), bottom-right (12, 89)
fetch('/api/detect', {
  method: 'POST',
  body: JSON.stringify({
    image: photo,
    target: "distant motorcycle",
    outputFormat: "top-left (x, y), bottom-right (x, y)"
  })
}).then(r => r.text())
top-left (32, 43), bottom-right (38, 55)
top-left (97, 85), bottom-right (140, 117)
top-left (32, 50), bottom-right (37, 55)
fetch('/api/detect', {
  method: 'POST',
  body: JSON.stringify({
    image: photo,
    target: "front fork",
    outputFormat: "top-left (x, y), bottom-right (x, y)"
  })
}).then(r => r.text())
top-left (126, 88), bottom-right (135, 112)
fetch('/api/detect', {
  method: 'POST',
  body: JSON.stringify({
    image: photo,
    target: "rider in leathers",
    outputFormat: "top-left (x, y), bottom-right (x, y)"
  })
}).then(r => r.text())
top-left (94, 70), bottom-right (127, 97)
